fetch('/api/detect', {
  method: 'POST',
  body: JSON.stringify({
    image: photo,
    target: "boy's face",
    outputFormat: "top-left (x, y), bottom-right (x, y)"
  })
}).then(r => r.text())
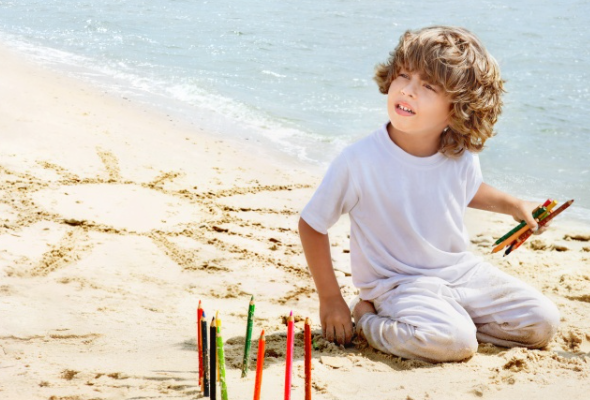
top-left (387, 70), bottom-right (452, 140)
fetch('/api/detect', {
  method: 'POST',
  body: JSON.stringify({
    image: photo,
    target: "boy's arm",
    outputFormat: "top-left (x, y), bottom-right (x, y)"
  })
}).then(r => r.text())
top-left (468, 182), bottom-right (545, 232)
top-left (298, 217), bottom-right (353, 345)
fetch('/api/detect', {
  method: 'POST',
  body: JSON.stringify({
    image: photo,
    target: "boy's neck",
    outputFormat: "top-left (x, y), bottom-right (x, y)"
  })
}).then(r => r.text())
top-left (386, 123), bottom-right (441, 157)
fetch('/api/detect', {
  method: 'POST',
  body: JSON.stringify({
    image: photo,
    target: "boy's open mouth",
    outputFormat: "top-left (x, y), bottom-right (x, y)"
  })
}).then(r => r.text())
top-left (396, 103), bottom-right (415, 115)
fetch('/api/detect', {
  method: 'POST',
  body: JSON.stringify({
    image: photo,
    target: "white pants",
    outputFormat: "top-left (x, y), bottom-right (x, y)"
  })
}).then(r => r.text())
top-left (357, 263), bottom-right (560, 363)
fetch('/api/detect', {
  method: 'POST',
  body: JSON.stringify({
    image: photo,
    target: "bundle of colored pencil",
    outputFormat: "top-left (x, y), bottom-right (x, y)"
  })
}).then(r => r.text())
top-left (492, 199), bottom-right (574, 256)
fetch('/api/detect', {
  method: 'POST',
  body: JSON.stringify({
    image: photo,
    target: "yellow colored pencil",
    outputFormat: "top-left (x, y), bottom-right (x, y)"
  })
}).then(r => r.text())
top-left (216, 312), bottom-right (229, 400)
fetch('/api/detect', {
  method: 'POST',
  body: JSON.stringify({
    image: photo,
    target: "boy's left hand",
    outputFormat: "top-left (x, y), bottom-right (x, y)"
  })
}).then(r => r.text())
top-left (513, 200), bottom-right (550, 235)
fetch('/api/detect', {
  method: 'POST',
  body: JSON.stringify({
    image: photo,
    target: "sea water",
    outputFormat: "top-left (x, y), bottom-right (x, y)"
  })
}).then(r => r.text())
top-left (1, 0), bottom-right (589, 223)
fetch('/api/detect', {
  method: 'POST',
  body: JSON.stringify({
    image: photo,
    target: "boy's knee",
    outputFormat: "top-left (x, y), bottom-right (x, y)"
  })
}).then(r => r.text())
top-left (423, 323), bottom-right (478, 362)
top-left (443, 325), bottom-right (478, 362)
top-left (522, 302), bottom-right (560, 348)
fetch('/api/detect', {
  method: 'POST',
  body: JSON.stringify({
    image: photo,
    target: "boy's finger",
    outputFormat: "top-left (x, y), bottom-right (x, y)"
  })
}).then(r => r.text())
top-left (344, 321), bottom-right (354, 344)
top-left (535, 223), bottom-right (550, 235)
top-left (335, 325), bottom-right (346, 345)
top-left (324, 324), bottom-right (334, 342)
top-left (523, 213), bottom-right (538, 233)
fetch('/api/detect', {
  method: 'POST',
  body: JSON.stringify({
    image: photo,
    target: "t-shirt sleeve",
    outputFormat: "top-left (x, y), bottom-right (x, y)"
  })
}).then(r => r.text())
top-left (300, 149), bottom-right (359, 234)
top-left (465, 153), bottom-right (484, 204)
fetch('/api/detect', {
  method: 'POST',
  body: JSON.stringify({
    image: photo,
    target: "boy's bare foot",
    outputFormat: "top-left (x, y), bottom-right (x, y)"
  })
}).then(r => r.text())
top-left (352, 299), bottom-right (376, 323)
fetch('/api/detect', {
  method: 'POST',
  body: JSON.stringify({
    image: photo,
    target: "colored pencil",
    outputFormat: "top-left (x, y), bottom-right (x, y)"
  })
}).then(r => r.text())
top-left (537, 200), bottom-right (558, 220)
top-left (201, 313), bottom-right (210, 397)
top-left (502, 241), bottom-right (516, 257)
top-left (284, 311), bottom-right (294, 400)
top-left (198, 301), bottom-right (203, 389)
top-left (216, 312), bottom-right (229, 400)
top-left (494, 201), bottom-right (550, 245)
top-left (253, 330), bottom-right (265, 400)
top-left (216, 311), bottom-right (220, 383)
top-left (242, 295), bottom-right (256, 378)
top-left (210, 317), bottom-right (217, 400)
top-left (504, 234), bottom-right (527, 256)
top-left (503, 200), bottom-right (574, 256)
top-left (304, 318), bottom-right (312, 400)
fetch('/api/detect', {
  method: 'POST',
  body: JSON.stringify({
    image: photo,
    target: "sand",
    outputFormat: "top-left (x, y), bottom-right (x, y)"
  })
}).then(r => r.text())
top-left (0, 42), bottom-right (589, 400)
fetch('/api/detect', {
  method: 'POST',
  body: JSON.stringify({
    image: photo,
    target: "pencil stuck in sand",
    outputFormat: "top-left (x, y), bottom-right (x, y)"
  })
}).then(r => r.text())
top-left (201, 312), bottom-right (209, 397)
top-left (216, 312), bottom-right (229, 400)
top-left (253, 330), bottom-right (265, 400)
top-left (242, 295), bottom-right (255, 378)
top-left (304, 317), bottom-right (312, 400)
top-left (198, 301), bottom-right (203, 389)
top-left (210, 316), bottom-right (217, 400)
top-left (284, 311), bottom-right (294, 400)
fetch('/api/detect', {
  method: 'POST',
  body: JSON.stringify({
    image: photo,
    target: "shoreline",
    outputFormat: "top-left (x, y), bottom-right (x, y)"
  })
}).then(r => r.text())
top-left (0, 34), bottom-right (331, 176)
top-left (1, 42), bottom-right (590, 400)
top-left (1, 34), bottom-right (589, 225)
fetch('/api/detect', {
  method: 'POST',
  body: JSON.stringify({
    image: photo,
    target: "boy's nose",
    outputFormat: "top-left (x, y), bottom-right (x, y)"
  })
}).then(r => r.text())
top-left (400, 83), bottom-right (417, 97)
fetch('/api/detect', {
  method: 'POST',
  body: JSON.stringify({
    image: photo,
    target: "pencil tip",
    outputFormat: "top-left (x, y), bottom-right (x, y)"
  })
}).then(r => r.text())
top-left (289, 310), bottom-right (293, 316)
top-left (202, 311), bottom-right (206, 318)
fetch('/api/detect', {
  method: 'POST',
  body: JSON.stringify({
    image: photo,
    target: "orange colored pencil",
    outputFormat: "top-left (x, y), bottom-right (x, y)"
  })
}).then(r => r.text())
top-left (284, 311), bottom-right (294, 400)
top-left (253, 330), bottom-right (265, 400)
top-left (304, 318), bottom-right (312, 400)
top-left (197, 301), bottom-right (203, 389)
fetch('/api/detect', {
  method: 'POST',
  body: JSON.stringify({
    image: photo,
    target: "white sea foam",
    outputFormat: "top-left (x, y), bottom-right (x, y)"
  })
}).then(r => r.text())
top-left (261, 70), bottom-right (287, 78)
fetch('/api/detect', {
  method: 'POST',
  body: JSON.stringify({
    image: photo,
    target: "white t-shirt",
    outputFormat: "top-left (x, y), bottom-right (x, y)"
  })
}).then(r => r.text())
top-left (301, 124), bottom-right (485, 300)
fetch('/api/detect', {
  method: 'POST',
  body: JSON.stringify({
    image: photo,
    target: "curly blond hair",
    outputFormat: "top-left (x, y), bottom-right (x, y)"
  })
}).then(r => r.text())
top-left (375, 26), bottom-right (505, 157)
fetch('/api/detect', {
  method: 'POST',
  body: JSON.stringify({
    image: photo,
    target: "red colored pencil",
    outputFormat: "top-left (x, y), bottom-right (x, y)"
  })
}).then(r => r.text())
top-left (304, 318), bottom-right (312, 400)
top-left (253, 330), bottom-right (265, 400)
top-left (284, 311), bottom-right (294, 400)
top-left (197, 301), bottom-right (203, 390)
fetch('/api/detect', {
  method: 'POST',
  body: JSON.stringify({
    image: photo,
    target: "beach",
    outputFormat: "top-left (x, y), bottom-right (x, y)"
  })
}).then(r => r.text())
top-left (1, 41), bottom-right (589, 400)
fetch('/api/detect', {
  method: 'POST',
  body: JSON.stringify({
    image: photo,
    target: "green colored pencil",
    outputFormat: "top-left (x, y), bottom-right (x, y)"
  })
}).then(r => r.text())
top-left (494, 206), bottom-right (547, 245)
top-left (216, 311), bottom-right (229, 400)
top-left (241, 295), bottom-right (255, 378)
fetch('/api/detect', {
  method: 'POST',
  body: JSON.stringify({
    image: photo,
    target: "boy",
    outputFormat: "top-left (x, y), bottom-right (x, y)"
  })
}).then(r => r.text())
top-left (298, 26), bottom-right (560, 363)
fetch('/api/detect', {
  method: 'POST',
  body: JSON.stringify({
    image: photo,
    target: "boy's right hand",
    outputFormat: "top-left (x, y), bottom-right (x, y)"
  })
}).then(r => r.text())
top-left (319, 295), bottom-right (354, 345)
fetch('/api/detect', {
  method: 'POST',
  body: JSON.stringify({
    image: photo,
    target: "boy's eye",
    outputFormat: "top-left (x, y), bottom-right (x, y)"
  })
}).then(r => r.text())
top-left (424, 84), bottom-right (436, 92)
top-left (399, 73), bottom-right (410, 79)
